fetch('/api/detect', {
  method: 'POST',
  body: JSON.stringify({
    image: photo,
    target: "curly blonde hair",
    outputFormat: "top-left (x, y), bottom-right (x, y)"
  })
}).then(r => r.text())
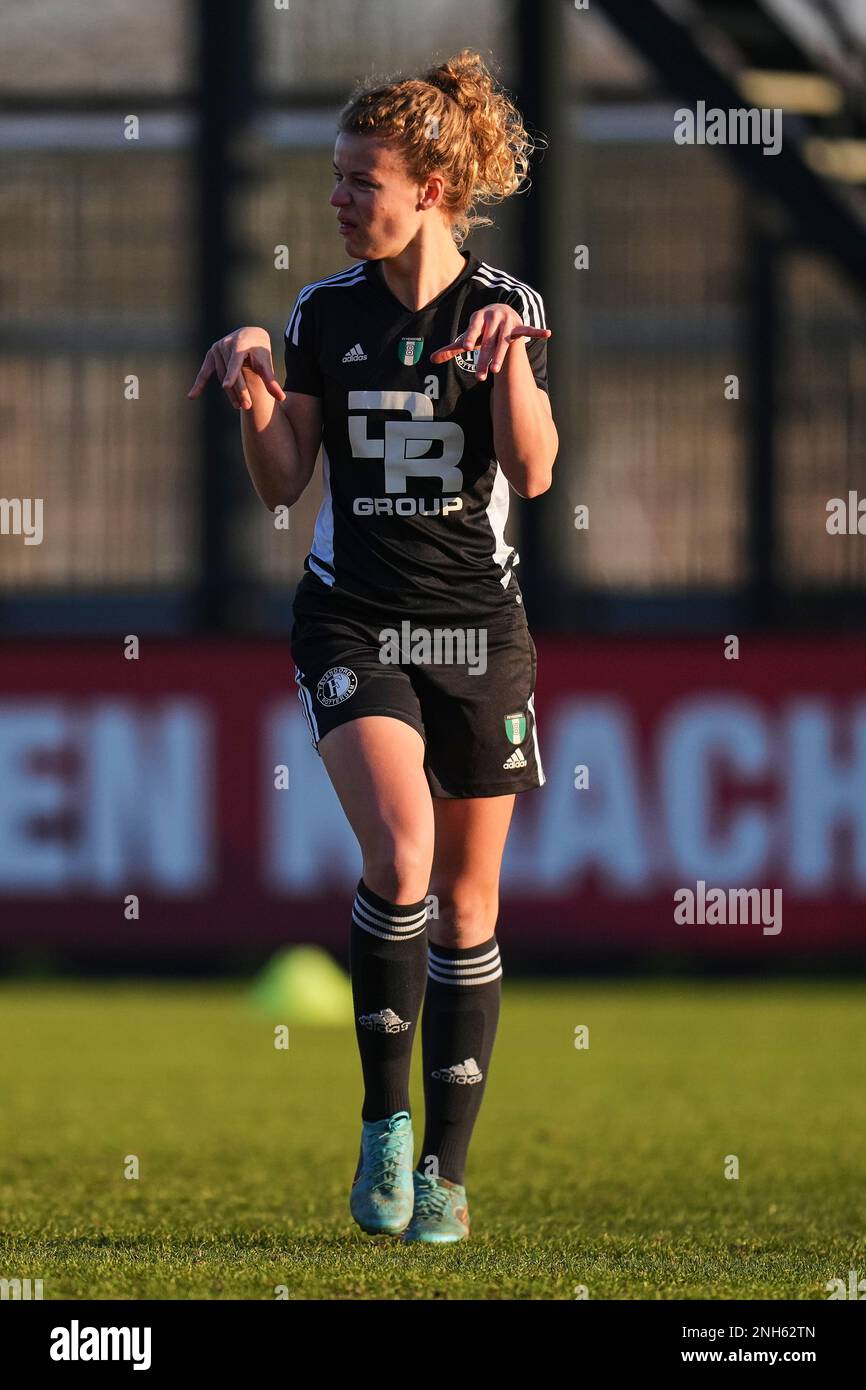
top-left (336, 49), bottom-right (538, 247)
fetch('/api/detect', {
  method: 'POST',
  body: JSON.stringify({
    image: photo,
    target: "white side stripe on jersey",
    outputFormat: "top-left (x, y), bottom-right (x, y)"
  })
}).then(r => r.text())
top-left (473, 263), bottom-right (546, 330)
top-left (486, 461), bottom-right (518, 585)
top-left (308, 445), bottom-right (335, 586)
top-left (285, 264), bottom-right (367, 346)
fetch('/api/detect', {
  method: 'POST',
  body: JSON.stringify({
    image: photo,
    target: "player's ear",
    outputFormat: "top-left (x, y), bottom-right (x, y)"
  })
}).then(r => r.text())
top-left (419, 171), bottom-right (446, 211)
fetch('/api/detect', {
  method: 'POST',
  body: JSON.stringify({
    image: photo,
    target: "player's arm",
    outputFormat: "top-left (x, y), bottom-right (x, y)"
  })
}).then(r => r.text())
top-left (236, 287), bottom-right (326, 510)
top-left (488, 334), bottom-right (558, 498)
top-left (431, 304), bottom-right (558, 499)
top-left (188, 325), bottom-right (322, 511)
top-left (240, 383), bottom-right (322, 512)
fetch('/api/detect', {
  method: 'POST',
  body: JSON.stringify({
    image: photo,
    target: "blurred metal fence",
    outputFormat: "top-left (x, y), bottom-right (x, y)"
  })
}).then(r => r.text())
top-left (0, 0), bottom-right (863, 635)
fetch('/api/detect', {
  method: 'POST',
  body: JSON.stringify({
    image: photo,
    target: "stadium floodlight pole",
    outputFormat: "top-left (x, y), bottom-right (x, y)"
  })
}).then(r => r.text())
top-left (745, 211), bottom-right (780, 627)
top-left (512, 0), bottom-right (572, 631)
top-left (192, 0), bottom-right (256, 632)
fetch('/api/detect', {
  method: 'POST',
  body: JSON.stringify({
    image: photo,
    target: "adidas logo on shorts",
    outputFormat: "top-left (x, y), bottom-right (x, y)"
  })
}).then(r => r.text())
top-left (357, 1007), bottom-right (411, 1033)
top-left (342, 342), bottom-right (368, 362)
top-left (503, 747), bottom-right (527, 770)
top-left (431, 1057), bottom-right (483, 1084)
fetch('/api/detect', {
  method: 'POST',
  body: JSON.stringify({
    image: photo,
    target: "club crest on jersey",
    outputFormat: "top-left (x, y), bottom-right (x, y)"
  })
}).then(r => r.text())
top-left (504, 711), bottom-right (527, 744)
top-left (397, 337), bottom-right (424, 366)
top-left (455, 347), bottom-right (480, 374)
top-left (316, 666), bottom-right (358, 707)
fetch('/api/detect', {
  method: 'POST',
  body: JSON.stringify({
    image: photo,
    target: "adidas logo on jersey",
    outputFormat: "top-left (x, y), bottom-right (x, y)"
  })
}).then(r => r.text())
top-left (431, 1057), bottom-right (483, 1084)
top-left (342, 342), bottom-right (367, 362)
top-left (503, 747), bottom-right (527, 770)
top-left (357, 1007), bottom-right (411, 1033)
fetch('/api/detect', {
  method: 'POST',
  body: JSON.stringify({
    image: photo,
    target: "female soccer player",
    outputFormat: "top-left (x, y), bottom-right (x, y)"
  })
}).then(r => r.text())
top-left (189, 49), bottom-right (558, 1243)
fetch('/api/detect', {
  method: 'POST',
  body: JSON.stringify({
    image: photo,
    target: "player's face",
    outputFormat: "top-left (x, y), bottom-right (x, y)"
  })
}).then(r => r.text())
top-left (330, 133), bottom-right (433, 259)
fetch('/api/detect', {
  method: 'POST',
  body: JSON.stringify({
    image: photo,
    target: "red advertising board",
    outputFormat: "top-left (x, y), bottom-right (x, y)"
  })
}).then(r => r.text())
top-left (1, 637), bottom-right (864, 958)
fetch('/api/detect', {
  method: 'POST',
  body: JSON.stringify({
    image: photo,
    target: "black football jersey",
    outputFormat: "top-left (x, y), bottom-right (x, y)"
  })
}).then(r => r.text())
top-left (282, 248), bottom-right (548, 622)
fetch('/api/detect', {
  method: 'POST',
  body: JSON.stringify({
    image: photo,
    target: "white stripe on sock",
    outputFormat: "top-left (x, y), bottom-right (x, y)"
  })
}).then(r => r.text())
top-left (352, 908), bottom-right (427, 943)
top-left (354, 891), bottom-right (428, 929)
top-left (427, 944), bottom-right (502, 986)
top-left (429, 943), bottom-right (500, 970)
top-left (427, 961), bottom-right (503, 986)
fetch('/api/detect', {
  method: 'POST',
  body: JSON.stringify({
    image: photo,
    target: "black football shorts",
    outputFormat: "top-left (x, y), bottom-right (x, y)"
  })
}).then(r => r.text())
top-left (290, 589), bottom-right (544, 799)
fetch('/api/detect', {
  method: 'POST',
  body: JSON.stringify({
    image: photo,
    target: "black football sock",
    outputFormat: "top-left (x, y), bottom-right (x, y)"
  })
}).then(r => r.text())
top-left (350, 877), bottom-right (429, 1122)
top-left (418, 936), bottom-right (502, 1186)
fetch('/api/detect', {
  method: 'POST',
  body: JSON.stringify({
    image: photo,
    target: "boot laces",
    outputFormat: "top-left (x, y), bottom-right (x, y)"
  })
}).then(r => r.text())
top-left (414, 1177), bottom-right (451, 1221)
top-left (368, 1120), bottom-right (409, 1191)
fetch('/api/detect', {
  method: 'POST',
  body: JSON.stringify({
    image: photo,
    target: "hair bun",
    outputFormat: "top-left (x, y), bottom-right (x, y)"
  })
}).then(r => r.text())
top-left (427, 50), bottom-right (491, 113)
top-left (427, 67), bottom-right (462, 103)
top-left (338, 48), bottom-right (536, 248)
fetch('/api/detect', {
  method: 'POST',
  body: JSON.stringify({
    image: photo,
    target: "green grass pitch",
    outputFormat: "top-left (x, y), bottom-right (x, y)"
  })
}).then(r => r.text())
top-left (0, 978), bottom-right (863, 1300)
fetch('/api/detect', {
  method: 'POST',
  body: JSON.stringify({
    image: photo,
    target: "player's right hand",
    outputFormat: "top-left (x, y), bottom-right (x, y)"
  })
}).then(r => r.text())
top-left (187, 327), bottom-right (287, 410)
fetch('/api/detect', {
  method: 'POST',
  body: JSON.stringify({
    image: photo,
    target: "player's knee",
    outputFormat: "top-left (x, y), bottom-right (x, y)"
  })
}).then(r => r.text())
top-left (430, 889), bottom-right (499, 947)
top-left (362, 842), bottom-right (432, 906)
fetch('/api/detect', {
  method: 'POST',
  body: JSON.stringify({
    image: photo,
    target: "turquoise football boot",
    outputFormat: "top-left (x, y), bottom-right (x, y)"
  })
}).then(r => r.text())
top-left (401, 1170), bottom-right (470, 1243)
top-left (349, 1110), bottom-right (414, 1235)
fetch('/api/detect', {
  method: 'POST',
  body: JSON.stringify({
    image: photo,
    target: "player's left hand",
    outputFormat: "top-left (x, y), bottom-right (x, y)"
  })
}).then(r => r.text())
top-left (430, 305), bottom-right (551, 382)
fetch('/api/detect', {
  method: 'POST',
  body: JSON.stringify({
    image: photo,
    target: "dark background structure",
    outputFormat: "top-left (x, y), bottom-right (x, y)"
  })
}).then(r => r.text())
top-left (2, 0), bottom-right (863, 638)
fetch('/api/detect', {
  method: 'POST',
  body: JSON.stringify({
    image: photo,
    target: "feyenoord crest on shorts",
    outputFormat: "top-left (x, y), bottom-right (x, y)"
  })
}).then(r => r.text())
top-left (504, 711), bottom-right (527, 744)
top-left (316, 666), bottom-right (358, 706)
top-left (397, 336), bottom-right (424, 366)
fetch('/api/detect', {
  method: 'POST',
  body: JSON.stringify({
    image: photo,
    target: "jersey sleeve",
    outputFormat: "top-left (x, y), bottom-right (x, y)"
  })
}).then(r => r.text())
top-left (500, 284), bottom-right (549, 394)
top-left (283, 286), bottom-right (324, 397)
